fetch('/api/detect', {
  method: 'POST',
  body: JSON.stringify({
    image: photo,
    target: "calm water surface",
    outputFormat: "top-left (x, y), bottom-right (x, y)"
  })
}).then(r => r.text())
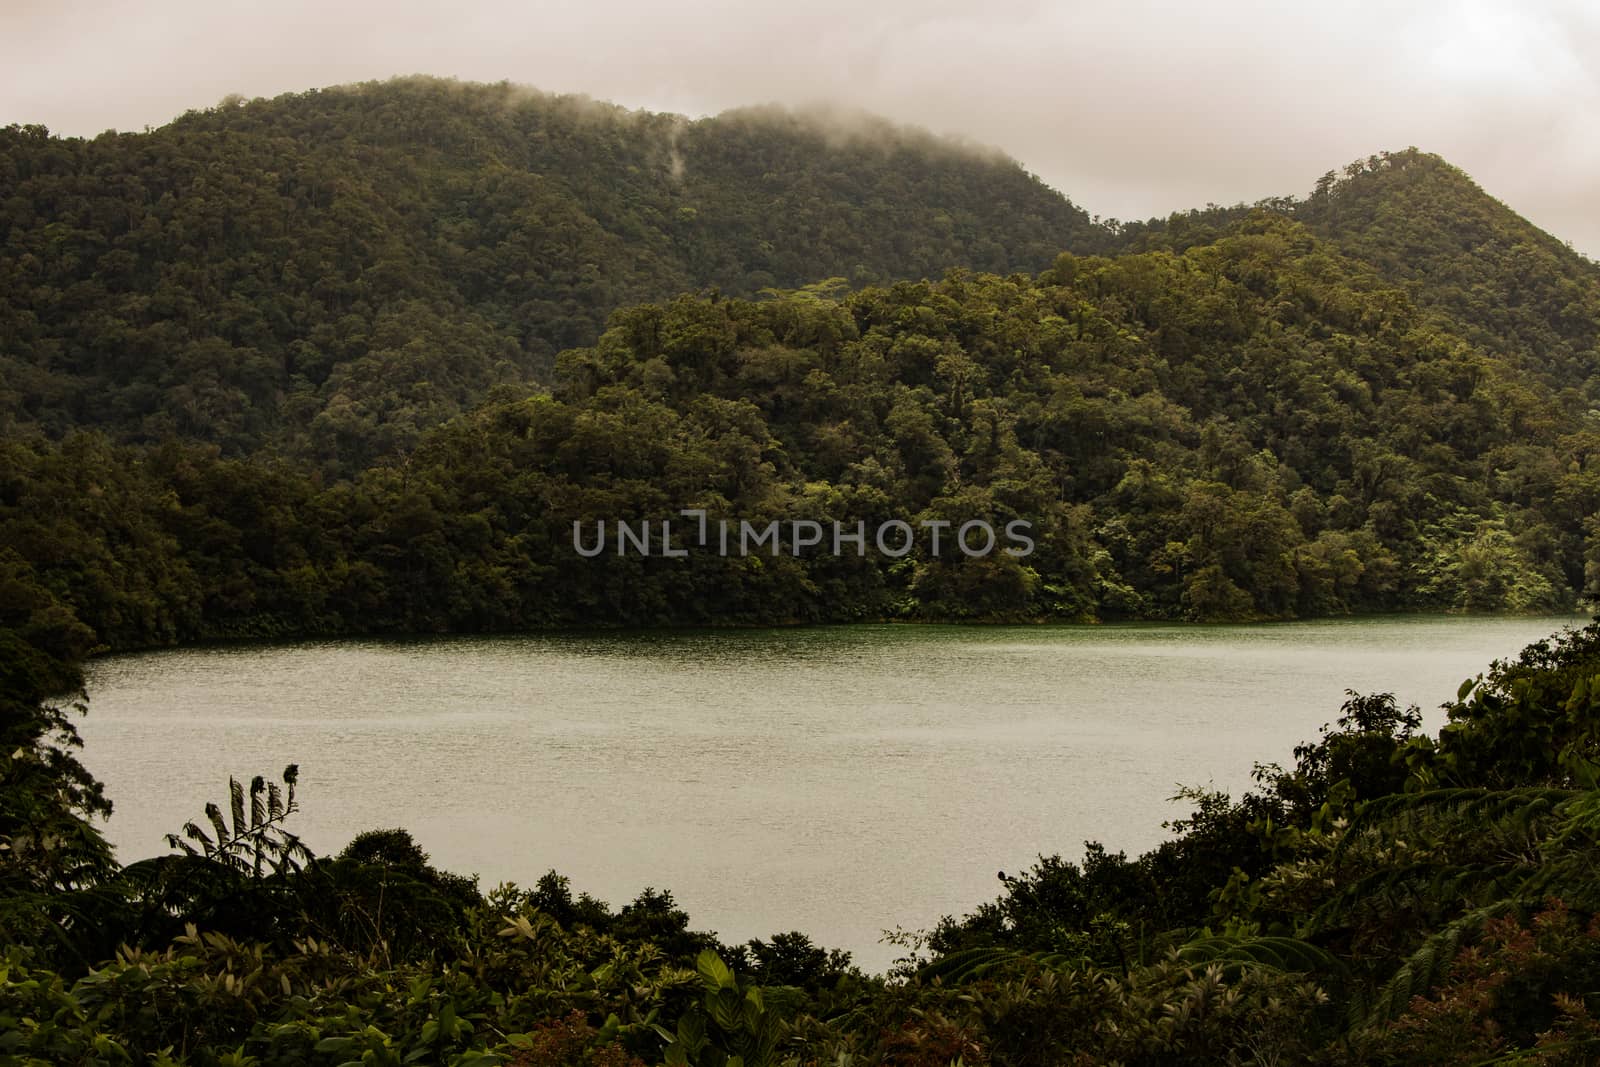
top-left (79, 615), bottom-right (1584, 971)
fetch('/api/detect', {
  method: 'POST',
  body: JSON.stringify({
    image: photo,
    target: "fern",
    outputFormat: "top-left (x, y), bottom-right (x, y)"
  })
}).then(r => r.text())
top-left (1359, 901), bottom-right (1514, 1028)
top-left (1177, 935), bottom-right (1346, 977)
top-left (1331, 788), bottom-right (1574, 866)
top-left (163, 765), bottom-right (312, 878)
top-left (919, 945), bottom-right (1098, 984)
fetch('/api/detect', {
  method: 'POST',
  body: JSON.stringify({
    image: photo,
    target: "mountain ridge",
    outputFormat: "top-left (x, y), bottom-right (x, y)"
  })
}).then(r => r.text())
top-left (2, 77), bottom-right (1597, 471)
top-left (0, 76), bottom-right (1107, 464)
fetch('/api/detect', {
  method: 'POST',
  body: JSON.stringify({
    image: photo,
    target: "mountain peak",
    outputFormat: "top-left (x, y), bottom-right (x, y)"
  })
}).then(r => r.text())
top-left (1296, 147), bottom-right (1600, 382)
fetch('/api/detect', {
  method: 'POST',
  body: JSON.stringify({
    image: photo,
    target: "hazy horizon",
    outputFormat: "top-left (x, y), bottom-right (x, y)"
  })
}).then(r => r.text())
top-left (3, 1), bottom-right (1597, 257)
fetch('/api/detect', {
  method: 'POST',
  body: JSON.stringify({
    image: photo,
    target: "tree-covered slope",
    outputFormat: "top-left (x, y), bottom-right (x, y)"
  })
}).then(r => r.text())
top-left (1116, 149), bottom-right (1600, 393)
top-left (4, 79), bottom-right (1599, 639)
top-left (1295, 149), bottom-right (1600, 390)
top-left (4, 215), bottom-right (1594, 654)
top-left (0, 77), bottom-right (1101, 465)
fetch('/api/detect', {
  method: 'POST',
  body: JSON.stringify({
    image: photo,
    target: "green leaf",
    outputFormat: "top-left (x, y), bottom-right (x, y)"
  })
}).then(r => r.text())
top-left (696, 948), bottom-right (737, 990)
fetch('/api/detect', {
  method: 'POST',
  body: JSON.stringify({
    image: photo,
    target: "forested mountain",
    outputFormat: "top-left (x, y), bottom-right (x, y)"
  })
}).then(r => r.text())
top-left (3, 77), bottom-right (1600, 648)
top-left (5, 80), bottom-right (1596, 480)
top-left (1296, 150), bottom-right (1600, 389)
top-left (0, 77), bottom-right (1102, 465)
top-left (4, 213), bottom-right (1595, 652)
top-left (1118, 148), bottom-right (1600, 392)
top-left (8, 77), bottom-right (1600, 1065)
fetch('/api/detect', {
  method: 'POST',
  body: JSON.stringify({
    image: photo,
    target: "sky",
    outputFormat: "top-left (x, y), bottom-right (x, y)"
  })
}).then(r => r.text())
top-left (2, 0), bottom-right (1597, 256)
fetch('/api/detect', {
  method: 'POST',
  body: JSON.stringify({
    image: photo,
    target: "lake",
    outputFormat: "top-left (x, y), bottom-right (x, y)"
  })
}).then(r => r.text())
top-left (78, 614), bottom-right (1584, 972)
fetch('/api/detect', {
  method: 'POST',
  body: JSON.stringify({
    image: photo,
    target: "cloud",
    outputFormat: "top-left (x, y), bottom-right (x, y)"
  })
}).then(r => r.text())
top-left (2, 0), bottom-right (1597, 255)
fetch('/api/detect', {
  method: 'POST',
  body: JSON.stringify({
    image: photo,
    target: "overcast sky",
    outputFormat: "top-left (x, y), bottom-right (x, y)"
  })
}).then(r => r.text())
top-left (3, 0), bottom-right (1597, 255)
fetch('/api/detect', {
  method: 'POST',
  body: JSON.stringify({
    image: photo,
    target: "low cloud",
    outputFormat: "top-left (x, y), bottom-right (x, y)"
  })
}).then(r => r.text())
top-left (2, 0), bottom-right (1596, 254)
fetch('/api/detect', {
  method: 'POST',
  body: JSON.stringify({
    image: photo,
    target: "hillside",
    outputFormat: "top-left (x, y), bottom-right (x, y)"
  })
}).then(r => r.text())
top-left (5, 81), bottom-right (1597, 479)
top-left (1116, 149), bottom-right (1600, 392)
top-left (1295, 149), bottom-right (1600, 390)
top-left (5, 213), bottom-right (1595, 654)
top-left (0, 77), bottom-right (1102, 467)
top-left (3, 80), bottom-right (1600, 644)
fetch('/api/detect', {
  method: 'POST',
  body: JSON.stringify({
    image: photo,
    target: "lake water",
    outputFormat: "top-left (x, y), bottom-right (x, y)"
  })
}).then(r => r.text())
top-left (78, 614), bottom-right (1584, 972)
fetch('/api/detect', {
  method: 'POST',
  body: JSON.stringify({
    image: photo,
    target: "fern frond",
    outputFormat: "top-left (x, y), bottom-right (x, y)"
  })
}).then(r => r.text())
top-left (229, 777), bottom-right (246, 837)
top-left (1178, 935), bottom-right (1347, 978)
top-left (1360, 901), bottom-right (1514, 1029)
top-left (1333, 788), bottom-right (1575, 866)
top-left (920, 945), bottom-right (1096, 984)
top-left (204, 802), bottom-right (229, 848)
top-left (184, 821), bottom-right (214, 851)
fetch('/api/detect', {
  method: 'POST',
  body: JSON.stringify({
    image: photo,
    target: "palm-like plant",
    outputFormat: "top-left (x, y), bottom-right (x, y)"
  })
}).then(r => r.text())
top-left (164, 765), bottom-right (312, 878)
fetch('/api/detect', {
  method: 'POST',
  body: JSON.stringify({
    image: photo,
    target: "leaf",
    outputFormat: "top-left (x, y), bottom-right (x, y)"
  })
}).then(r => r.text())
top-left (250, 776), bottom-right (266, 828)
top-left (204, 803), bottom-right (229, 848)
top-left (920, 945), bottom-right (1096, 984)
top-left (695, 948), bottom-right (737, 990)
top-left (185, 821), bottom-right (215, 850)
top-left (229, 777), bottom-right (246, 838)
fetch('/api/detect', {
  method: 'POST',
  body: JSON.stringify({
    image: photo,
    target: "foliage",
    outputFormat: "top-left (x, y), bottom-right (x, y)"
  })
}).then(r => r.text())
top-left (164, 767), bottom-right (309, 879)
top-left (5, 612), bottom-right (1600, 1063)
top-left (3, 225), bottom-right (1594, 651)
top-left (0, 78), bottom-right (1101, 467)
top-left (4, 77), bottom-right (1600, 1066)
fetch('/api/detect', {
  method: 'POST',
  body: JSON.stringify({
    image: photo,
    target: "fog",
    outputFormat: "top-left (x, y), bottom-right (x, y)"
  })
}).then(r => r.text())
top-left (2, 0), bottom-right (1597, 253)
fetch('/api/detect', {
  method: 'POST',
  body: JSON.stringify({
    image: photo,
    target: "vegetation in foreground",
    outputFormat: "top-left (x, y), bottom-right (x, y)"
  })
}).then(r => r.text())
top-left (6, 596), bottom-right (1600, 1063)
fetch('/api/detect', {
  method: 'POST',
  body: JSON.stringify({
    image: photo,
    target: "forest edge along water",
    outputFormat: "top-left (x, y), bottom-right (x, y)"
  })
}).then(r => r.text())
top-left (77, 614), bottom-right (1582, 974)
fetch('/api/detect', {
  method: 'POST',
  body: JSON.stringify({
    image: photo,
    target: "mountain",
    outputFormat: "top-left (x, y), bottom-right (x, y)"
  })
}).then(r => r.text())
top-left (4, 78), bottom-right (1600, 643)
top-left (0, 76), bottom-right (1102, 467)
top-left (5, 211), bottom-right (1595, 650)
top-left (1295, 149), bottom-right (1600, 390)
top-left (1116, 149), bottom-right (1600, 391)
top-left (5, 78), bottom-right (1596, 474)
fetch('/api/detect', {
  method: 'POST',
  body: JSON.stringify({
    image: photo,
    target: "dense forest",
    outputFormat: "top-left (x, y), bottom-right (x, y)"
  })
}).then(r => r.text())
top-left (2, 80), bottom-right (1598, 647)
top-left (4, 211), bottom-right (1597, 647)
top-left (0, 77), bottom-right (1103, 466)
top-left (1119, 151), bottom-right (1600, 392)
top-left (5, 76), bottom-right (1600, 1063)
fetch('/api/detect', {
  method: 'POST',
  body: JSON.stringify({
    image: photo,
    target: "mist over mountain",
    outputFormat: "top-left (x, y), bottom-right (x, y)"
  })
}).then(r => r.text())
top-left (0, 76), bottom-right (1102, 464)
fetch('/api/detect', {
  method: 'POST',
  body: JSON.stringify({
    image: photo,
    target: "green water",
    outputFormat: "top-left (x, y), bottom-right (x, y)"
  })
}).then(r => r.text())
top-left (79, 614), bottom-right (1584, 971)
